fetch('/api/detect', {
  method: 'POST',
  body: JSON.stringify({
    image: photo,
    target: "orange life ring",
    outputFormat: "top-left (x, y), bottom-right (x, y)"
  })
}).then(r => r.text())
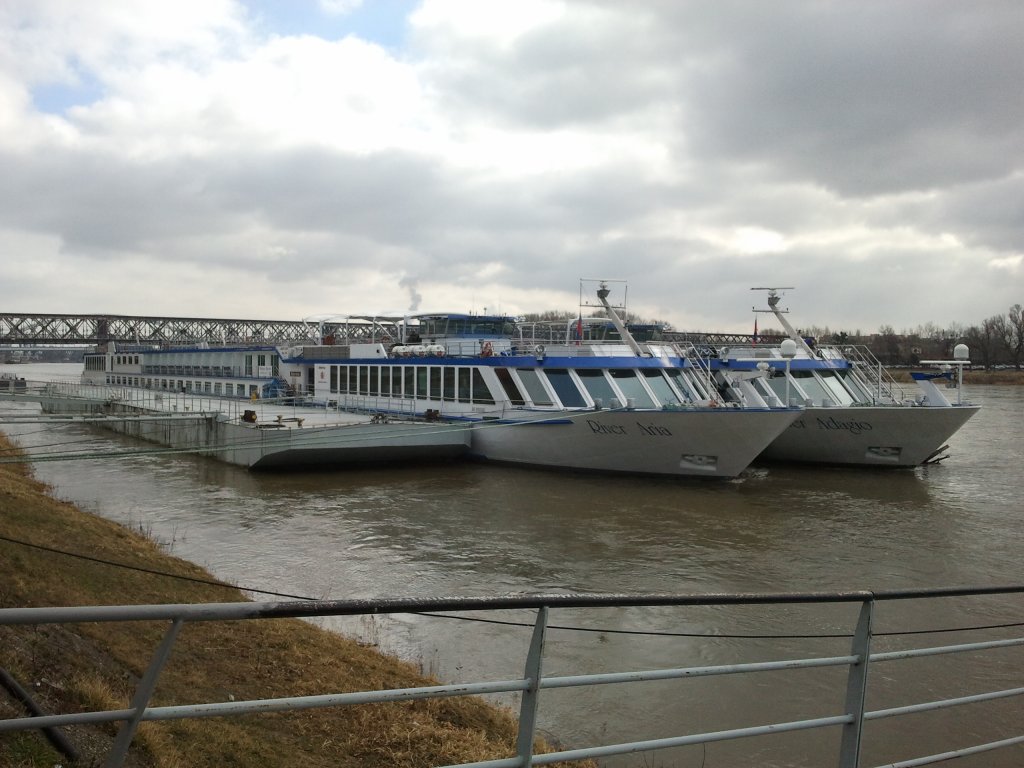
top-left (481, 341), bottom-right (494, 357)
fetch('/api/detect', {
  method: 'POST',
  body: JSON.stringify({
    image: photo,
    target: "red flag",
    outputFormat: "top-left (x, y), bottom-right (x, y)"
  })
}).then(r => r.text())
top-left (576, 314), bottom-right (583, 345)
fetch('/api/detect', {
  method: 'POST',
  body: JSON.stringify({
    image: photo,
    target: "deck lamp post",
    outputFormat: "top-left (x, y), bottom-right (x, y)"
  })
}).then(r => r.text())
top-left (780, 338), bottom-right (797, 406)
top-left (953, 343), bottom-right (970, 405)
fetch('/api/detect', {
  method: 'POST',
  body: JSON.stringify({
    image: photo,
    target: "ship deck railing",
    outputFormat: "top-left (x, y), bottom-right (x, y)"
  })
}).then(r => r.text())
top-left (0, 380), bottom-right (342, 425)
top-left (704, 341), bottom-right (912, 407)
top-left (2, 586), bottom-right (1022, 767)
top-left (837, 345), bottom-right (909, 404)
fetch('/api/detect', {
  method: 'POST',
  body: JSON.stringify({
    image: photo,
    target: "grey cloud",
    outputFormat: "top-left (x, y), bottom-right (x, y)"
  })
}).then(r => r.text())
top-left (662, 1), bottom-right (1024, 197)
top-left (2, 1), bottom-right (1021, 330)
top-left (417, 1), bottom-right (1023, 198)
top-left (414, 9), bottom-right (668, 129)
top-left (925, 174), bottom-right (1024, 253)
top-left (0, 149), bottom-right (238, 255)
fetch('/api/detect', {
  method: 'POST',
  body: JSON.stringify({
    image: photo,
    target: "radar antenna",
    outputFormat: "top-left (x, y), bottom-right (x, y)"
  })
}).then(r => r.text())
top-left (750, 286), bottom-right (795, 312)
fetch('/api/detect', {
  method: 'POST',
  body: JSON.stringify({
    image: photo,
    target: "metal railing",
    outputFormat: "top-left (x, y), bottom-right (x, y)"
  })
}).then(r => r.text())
top-left (2, 587), bottom-right (1023, 767)
top-left (838, 345), bottom-right (908, 404)
top-left (0, 379), bottom-right (329, 422)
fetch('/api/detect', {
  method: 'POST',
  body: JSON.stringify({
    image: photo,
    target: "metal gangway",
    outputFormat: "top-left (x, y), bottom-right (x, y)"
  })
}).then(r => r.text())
top-left (2, 587), bottom-right (1023, 767)
top-left (838, 345), bottom-right (909, 404)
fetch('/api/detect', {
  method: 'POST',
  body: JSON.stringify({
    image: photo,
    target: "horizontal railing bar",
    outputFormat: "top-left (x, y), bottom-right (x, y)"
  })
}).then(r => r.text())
top-left (865, 686), bottom-right (1024, 721)
top-left (871, 733), bottom-right (1024, 768)
top-left (871, 636), bottom-right (1024, 663)
top-left (869, 585), bottom-right (1024, 600)
top-left (0, 594), bottom-right (876, 626)
top-left (145, 679), bottom-right (529, 721)
top-left (3, 585), bottom-right (1024, 628)
top-left (441, 758), bottom-right (522, 768)
top-left (0, 413), bottom-right (217, 424)
top-left (531, 714), bottom-right (854, 764)
top-left (0, 680), bottom-right (530, 732)
top-left (540, 654), bottom-right (858, 690)
top-left (1, 655), bottom-right (860, 731)
top-left (0, 708), bottom-right (134, 733)
top-left (446, 714), bottom-right (859, 768)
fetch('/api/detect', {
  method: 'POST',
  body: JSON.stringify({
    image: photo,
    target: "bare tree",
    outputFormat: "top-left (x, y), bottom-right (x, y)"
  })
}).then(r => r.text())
top-left (966, 315), bottom-right (1010, 369)
top-left (871, 325), bottom-right (902, 364)
top-left (1008, 304), bottom-right (1024, 370)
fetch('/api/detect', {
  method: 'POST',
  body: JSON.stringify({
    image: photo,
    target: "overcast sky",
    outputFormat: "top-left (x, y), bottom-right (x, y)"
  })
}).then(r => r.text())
top-left (1, 1), bottom-right (1021, 334)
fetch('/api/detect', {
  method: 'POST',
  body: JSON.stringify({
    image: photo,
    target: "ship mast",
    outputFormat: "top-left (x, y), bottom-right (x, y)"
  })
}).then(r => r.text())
top-left (752, 287), bottom-right (815, 355)
top-left (591, 279), bottom-right (644, 357)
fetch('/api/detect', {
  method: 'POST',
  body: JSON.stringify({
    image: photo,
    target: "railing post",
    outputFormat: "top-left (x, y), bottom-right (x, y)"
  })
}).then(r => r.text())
top-left (104, 618), bottom-right (184, 768)
top-left (516, 606), bottom-right (548, 767)
top-left (839, 598), bottom-right (874, 768)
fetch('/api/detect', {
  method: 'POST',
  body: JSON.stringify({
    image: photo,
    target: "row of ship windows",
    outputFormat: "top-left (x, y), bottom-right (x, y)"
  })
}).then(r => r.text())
top-left (100, 355), bottom-right (278, 378)
top-left (142, 365), bottom-right (245, 377)
top-left (324, 365), bottom-right (707, 409)
top-left (131, 363), bottom-right (277, 377)
top-left (106, 376), bottom-right (260, 397)
top-left (327, 364), bottom-right (496, 404)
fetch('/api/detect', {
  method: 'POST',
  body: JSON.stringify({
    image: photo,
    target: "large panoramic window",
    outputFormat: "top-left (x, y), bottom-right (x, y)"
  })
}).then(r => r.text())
top-left (790, 370), bottom-right (831, 406)
top-left (665, 368), bottom-right (701, 400)
top-left (835, 369), bottom-right (874, 403)
top-left (443, 367), bottom-right (456, 401)
top-left (765, 372), bottom-right (808, 405)
top-left (359, 365), bottom-right (370, 395)
top-left (575, 369), bottom-right (616, 407)
top-left (430, 367), bottom-right (442, 401)
top-left (817, 370), bottom-right (855, 405)
top-left (642, 369), bottom-right (681, 405)
top-left (543, 369), bottom-right (587, 408)
top-left (609, 370), bottom-right (656, 408)
top-left (495, 368), bottom-right (525, 405)
top-left (516, 368), bottom-right (553, 406)
top-left (471, 369), bottom-right (495, 404)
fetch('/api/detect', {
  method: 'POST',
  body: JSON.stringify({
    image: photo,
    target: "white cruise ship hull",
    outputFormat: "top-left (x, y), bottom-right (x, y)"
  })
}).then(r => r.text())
top-left (469, 407), bottom-right (800, 478)
top-left (758, 405), bottom-right (981, 467)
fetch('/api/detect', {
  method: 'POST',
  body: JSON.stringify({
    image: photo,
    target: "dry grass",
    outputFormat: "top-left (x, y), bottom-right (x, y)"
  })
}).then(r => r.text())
top-left (0, 434), bottom-right (591, 767)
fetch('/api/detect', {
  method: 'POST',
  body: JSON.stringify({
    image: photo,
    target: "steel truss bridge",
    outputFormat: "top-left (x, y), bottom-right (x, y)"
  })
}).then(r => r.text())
top-left (0, 313), bottom-right (366, 347)
top-left (1, 312), bottom-right (772, 349)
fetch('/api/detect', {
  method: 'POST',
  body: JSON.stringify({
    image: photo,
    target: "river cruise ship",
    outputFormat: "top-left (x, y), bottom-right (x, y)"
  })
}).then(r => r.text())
top-left (702, 289), bottom-right (981, 467)
top-left (82, 282), bottom-right (800, 478)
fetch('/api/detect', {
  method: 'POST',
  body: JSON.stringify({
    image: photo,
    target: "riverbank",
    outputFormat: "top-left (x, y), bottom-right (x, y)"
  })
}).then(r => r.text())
top-left (888, 368), bottom-right (1024, 385)
top-left (0, 434), bottom-right (578, 767)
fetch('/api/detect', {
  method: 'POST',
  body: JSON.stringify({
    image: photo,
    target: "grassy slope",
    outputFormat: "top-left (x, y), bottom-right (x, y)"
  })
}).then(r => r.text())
top-left (0, 435), bottom-right (582, 767)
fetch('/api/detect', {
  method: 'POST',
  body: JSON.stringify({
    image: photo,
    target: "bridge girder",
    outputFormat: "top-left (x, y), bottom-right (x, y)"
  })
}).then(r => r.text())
top-left (0, 313), bottom-right (326, 346)
top-left (3, 313), bottom-right (774, 348)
